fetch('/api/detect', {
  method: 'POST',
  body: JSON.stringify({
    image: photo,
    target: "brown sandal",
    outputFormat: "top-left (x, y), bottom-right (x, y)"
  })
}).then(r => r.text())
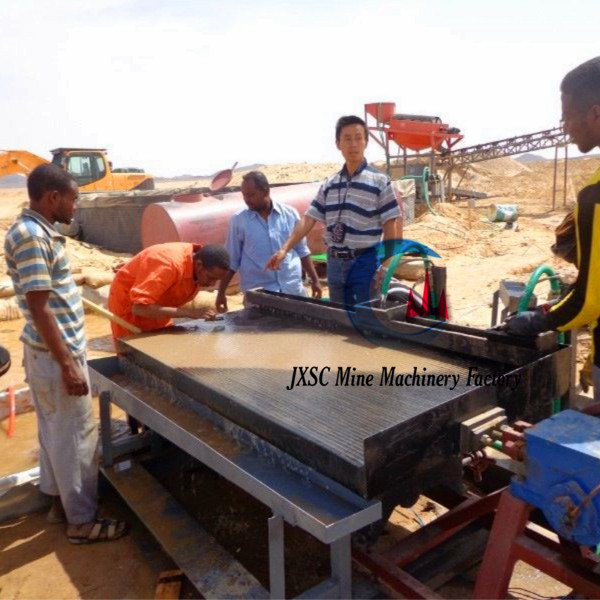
top-left (68, 518), bottom-right (128, 545)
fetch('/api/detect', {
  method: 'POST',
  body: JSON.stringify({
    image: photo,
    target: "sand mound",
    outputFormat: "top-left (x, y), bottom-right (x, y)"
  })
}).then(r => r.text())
top-left (449, 155), bottom-right (600, 202)
top-left (470, 157), bottom-right (532, 178)
top-left (156, 162), bottom-right (342, 191)
top-left (405, 202), bottom-right (511, 260)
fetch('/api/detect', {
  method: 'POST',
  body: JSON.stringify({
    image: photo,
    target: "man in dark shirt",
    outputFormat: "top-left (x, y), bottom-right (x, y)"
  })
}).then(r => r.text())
top-left (504, 57), bottom-right (600, 400)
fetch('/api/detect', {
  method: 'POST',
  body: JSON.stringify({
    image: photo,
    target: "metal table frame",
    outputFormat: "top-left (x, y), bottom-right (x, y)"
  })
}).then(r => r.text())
top-left (90, 357), bottom-right (381, 599)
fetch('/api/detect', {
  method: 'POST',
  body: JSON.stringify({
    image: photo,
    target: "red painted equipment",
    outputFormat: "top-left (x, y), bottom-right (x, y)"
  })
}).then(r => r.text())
top-left (474, 489), bottom-right (600, 599)
top-left (172, 191), bottom-right (206, 203)
top-left (365, 102), bottom-right (463, 154)
top-left (353, 490), bottom-right (503, 598)
top-left (210, 161), bottom-right (238, 192)
top-left (353, 485), bottom-right (600, 598)
top-left (141, 182), bottom-right (328, 254)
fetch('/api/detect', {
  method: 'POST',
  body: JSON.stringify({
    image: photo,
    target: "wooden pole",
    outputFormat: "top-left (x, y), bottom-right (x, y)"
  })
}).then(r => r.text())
top-left (81, 297), bottom-right (141, 334)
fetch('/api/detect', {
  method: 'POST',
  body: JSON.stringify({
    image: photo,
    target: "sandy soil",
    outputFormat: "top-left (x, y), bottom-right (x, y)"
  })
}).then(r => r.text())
top-left (0, 155), bottom-right (597, 599)
top-left (0, 481), bottom-right (175, 600)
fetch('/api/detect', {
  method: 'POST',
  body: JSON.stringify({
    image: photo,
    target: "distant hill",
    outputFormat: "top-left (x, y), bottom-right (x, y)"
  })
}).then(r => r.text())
top-left (0, 164), bottom-right (268, 188)
top-left (155, 163), bottom-right (265, 182)
top-left (516, 152), bottom-right (600, 164)
top-left (0, 174), bottom-right (26, 188)
top-left (516, 153), bottom-right (548, 163)
top-left (154, 174), bottom-right (208, 182)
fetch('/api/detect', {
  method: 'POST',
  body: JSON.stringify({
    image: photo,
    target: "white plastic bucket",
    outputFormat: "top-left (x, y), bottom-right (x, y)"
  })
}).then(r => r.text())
top-left (488, 203), bottom-right (519, 222)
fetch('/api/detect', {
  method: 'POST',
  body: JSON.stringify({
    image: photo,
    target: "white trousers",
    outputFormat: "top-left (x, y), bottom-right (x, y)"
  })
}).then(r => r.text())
top-left (23, 345), bottom-right (98, 525)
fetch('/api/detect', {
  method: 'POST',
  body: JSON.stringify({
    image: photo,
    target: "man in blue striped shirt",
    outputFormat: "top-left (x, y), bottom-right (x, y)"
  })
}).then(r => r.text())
top-left (4, 164), bottom-right (127, 545)
top-left (267, 115), bottom-right (402, 305)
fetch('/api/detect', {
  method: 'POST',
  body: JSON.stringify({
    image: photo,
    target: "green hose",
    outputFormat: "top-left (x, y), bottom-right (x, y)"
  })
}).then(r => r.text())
top-left (517, 264), bottom-right (561, 313)
top-left (517, 264), bottom-right (564, 414)
top-left (401, 166), bottom-right (437, 216)
top-left (380, 247), bottom-right (430, 297)
top-left (380, 251), bottom-right (437, 317)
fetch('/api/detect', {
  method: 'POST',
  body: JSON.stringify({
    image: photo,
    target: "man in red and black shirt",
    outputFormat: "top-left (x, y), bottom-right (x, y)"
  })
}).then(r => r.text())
top-left (505, 57), bottom-right (600, 400)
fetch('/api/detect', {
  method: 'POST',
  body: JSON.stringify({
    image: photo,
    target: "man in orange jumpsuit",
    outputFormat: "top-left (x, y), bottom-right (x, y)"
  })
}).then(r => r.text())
top-left (108, 242), bottom-right (230, 340)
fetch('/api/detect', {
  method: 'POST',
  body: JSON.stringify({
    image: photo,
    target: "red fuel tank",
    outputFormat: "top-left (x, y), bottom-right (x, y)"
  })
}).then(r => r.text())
top-left (141, 182), bottom-right (327, 254)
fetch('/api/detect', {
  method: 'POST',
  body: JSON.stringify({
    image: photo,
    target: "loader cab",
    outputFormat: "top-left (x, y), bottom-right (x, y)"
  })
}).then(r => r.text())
top-left (50, 148), bottom-right (109, 187)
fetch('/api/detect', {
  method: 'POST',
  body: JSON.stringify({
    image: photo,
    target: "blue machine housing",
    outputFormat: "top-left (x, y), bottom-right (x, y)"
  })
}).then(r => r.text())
top-left (511, 410), bottom-right (600, 546)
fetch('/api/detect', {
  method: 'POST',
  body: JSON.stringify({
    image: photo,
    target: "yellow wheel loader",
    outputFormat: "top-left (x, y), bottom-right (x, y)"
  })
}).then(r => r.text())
top-left (0, 148), bottom-right (154, 192)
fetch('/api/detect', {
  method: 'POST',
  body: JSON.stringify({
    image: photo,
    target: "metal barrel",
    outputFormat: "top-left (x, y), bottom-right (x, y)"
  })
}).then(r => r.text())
top-left (140, 182), bottom-right (328, 253)
top-left (488, 203), bottom-right (519, 222)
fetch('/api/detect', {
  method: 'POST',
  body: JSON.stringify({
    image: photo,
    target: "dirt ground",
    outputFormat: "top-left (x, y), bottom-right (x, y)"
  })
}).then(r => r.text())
top-left (0, 155), bottom-right (597, 598)
top-left (0, 485), bottom-right (174, 599)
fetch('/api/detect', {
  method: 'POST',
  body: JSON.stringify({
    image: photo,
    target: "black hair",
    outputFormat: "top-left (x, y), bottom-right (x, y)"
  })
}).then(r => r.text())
top-left (335, 115), bottom-right (368, 143)
top-left (27, 163), bottom-right (75, 202)
top-left (193, 244), bottom-right (230, 270)
top-left (242, 171), bottom-right (270, 193)
top-left (561, 57), bottom-right (600, 114)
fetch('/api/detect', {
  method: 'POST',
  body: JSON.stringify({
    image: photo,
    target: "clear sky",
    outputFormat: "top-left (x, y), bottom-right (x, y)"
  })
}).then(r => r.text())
top-left (1, 0), bottom-right (597, 176)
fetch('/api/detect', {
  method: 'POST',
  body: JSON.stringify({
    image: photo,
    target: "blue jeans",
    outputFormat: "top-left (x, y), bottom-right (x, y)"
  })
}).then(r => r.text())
top-left (327, 253), bottom-right (377, 306)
